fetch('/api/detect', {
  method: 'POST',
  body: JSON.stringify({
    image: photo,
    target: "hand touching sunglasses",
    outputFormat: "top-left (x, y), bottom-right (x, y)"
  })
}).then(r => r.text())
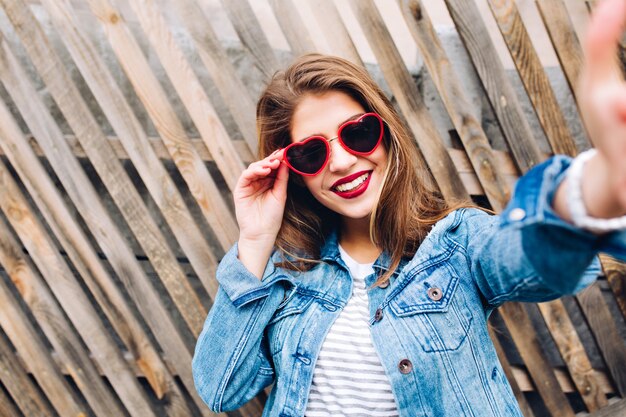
top-left (282, 112), bottom-right (384, 176)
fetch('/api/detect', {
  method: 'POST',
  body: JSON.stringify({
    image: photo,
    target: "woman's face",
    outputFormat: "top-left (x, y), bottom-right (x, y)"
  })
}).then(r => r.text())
top-left (289, 90), bottom-right (388, 221)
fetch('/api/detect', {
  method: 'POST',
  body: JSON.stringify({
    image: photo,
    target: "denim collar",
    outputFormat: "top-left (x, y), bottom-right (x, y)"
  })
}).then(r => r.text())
top-left (320, 229), bottom-right (408, 277)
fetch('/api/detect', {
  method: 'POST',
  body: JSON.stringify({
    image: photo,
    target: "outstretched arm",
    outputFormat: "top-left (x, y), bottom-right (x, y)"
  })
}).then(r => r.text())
top-left (553, 0), bottom-right (626, 225)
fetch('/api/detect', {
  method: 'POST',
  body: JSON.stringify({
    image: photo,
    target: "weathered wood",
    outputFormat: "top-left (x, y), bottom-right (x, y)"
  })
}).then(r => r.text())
top-left (499, 302), bottom-right (576, 417)
top-left (42, 0), bottom-right (221, 304)
top-left (0, 384), bottom-right (22, 417)
top-left (347, 0), bottom-right (470, 202)
top-left (577, 283), bottom-right (626, 397)
top-left (0, 22), bottom-right (221, 417)
top-left (308, 0), bottom-right (364, 67)
top-left (124, 0), bottom-right (247, 191)
top-left (0, 161), bottom-right (158, 416)
top-left (399, 0), bottom-right (511, 211)
top-left (0, 0), bottom-right (207, 339)
top-left (488, 323), bottom-right (536, 417)
top-left (220, 0), bottom-right (281, 78)
top-left (443, 0), bottom-right (544, 173)
top-left (0, 156), bottom-right (195, 416)
top-left (268, 0), bottom-right (317, 55)
top-left (537, 300), bottom-right (607, 412)
top-left (600, 254), bottom-right (626, 320)
top-left (536, 0), bottom-right (585, 106)
top-left (0, 252), bottom-right (88, 416)
top-left (0, 332), bottom-right (56, 417)
top-left (163, 0), bottom-right (258, 153)
top-left (585, 397), bottom-right (626, 417)
top-left (486, 0), bottom-right (582, 156)
top-left (86, 0), bottom-right (239, 260)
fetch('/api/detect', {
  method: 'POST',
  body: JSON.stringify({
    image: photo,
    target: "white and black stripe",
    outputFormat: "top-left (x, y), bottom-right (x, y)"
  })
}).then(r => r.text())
top-left (304, 246), bottom-right (399, 417)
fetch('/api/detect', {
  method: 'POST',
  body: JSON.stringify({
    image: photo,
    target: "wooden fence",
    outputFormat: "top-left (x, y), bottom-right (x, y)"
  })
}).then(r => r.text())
top-left (0, 0), bottom-right (624, 416)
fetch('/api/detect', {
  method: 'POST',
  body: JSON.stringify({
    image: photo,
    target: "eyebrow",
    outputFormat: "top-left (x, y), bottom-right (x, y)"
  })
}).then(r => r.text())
top-left (295, 112), bottom-right (366, 143)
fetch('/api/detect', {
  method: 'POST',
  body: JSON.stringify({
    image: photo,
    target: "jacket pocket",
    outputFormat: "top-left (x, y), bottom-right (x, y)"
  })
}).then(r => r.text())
top-left (266, 289), bottom-right (314, 354)
top-left (388, 261), bottom-right (473, 352)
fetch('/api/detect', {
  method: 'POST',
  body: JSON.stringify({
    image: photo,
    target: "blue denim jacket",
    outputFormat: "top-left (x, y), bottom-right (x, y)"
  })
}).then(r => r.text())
top-left (192, 156), bottom-right (626, 417)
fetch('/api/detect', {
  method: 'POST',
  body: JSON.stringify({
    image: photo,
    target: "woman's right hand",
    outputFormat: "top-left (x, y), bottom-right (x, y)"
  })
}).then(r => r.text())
top-left (233, 149), bottom-right (290, 278)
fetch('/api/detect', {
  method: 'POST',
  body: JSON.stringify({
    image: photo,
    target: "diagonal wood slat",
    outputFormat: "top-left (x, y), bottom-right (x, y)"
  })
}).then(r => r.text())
top-left (0, 212), bottom-right (127, 417)
top-left (443, 0), bottom-right (543, 173)
top-left (85, 0), bottom-right (239, 260)
top-left (398, 0), bottom-right (510, 211)
top-left (486, 0), bottom-right (581, 156)
top-left (0, 0), bottom-right (207, 339)
top-left (0, 22), bottom-right (220, 417)
top-left (123, 0), bottom-right (247, 191)
top-left (41, 0), bottom-right (221, 303)
top-left (0, 330), bottom-right (57, 417)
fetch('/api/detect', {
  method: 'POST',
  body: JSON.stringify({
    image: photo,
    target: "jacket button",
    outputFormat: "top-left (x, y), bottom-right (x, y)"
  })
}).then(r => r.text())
top-left (508, 208), bottom-right (526, 221)
top-left (427, 287), bottom-right (443, 301)
top-left (379, 280), bottom-right (389, 289)
top-left (374, 308), bottom-right (383, 322)
top-left (398, 359), bottom-right (413, 374)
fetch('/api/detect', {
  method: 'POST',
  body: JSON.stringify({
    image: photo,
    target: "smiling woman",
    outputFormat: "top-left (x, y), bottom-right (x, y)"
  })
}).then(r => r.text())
top-left (191, 1), bottom-right (626, 416)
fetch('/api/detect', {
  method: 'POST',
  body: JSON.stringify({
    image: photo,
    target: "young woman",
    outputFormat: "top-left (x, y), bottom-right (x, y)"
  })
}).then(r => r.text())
top-left (192, 1), bottom-right (626, 416)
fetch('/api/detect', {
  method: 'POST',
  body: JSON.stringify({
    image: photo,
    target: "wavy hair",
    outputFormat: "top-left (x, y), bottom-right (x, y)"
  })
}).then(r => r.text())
top-left (256, 54), bottom-right (470, 287)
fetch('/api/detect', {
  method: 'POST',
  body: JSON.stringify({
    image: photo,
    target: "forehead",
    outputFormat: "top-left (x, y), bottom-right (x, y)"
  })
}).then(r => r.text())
top-left (290, 91), bottom-right (366, 143)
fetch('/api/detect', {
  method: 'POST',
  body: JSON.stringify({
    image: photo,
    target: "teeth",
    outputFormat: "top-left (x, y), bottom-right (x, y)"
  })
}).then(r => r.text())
top-left (335, 173), bottom-right (369, 192)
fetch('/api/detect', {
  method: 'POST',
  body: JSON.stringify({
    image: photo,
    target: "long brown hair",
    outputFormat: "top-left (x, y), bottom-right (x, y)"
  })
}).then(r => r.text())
top-left (256, 54), bottom-right (469, 286)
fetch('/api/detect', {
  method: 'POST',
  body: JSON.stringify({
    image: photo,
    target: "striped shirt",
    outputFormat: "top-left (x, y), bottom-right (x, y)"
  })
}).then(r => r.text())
top-left (304, 245), bottom-right (399, 417)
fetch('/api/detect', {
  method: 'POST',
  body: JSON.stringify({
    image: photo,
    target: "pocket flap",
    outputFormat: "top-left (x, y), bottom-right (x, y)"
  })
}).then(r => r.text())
top-left (268, 290), bottom-right (313, 324)
top-left (389, 262), bottom-right (459, 316)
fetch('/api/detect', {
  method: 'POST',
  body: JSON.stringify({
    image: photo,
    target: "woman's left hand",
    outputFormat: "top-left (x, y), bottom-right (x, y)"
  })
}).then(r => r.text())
top-left (555, 0), bottom-right (626, 221)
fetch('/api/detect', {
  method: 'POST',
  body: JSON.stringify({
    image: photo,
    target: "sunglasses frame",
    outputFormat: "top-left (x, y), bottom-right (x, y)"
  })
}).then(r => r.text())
top-left (282, 112), bottom-right (384, 176)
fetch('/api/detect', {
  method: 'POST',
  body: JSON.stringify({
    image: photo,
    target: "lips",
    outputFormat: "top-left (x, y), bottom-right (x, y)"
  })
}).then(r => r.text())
top-left (331, 170), bottom-right (373, 199)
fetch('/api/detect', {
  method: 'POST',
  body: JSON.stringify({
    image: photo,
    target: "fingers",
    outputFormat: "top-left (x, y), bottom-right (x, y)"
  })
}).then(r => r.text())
top-left (238, 149), bottom-right (286, 187)
top-left (584, 0), bottom-right (626, 81)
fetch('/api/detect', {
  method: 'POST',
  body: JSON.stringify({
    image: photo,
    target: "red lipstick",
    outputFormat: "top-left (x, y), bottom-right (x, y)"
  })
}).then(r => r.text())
top-left (331, 170), bottom-right (372, 199)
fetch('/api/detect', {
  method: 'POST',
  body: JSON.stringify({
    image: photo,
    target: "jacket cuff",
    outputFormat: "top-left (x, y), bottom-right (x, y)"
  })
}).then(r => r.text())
top-left (216, 243), bottom-right (289, 308)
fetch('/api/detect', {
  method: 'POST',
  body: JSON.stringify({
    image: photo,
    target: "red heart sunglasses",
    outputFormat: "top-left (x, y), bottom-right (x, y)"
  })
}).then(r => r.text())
top-left (282, 112), bottom-right (384, 176)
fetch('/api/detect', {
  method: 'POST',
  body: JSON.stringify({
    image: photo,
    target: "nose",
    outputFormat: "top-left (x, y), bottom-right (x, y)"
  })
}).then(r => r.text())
top-left (327, 138), bottom-right (357, 173)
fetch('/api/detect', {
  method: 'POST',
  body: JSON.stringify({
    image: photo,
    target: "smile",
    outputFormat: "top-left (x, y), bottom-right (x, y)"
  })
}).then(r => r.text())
top-left (331, 171), bottom-right (373, 198)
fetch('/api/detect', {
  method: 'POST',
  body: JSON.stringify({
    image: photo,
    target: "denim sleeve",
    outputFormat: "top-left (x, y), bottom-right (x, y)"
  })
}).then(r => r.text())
top-left (192, 243), bottom-right (292, 412)
top-left (458, 155), bottom-right (626, 308)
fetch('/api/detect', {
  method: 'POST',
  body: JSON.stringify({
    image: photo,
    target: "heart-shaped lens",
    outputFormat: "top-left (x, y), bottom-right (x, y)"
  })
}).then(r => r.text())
top-left (339, 114), bottom-right (383, 154)
top-left (285, 137), bottom-right (329, 175)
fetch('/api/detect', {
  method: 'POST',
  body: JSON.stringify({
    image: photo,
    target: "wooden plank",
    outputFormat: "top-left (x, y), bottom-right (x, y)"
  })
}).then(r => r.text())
top-left (0, 26), bottom-right (222, 417)
top-left (0, 384), bottom-right (23, 417)
top-left (600, 254), bottom-right (626, 321)
top-left (584, 398), bottom-right (626, 417)
top-left (268, 0), bottom-right (317, 55)
top-left (162, 0), bottom-right (258, 154)
top-left (443, 0), bottom-right (544, 173)
top-left (220, 0), bottom-right (281, 78)
top-left (124, 0), bottom-right (247, 191)
top-left (308, 0), bottom-right (364, 67)
top-left (0, 0), bottom-right (207, 339)
top-left (398, 0), bottom-right (511, 211)
top-left (0, 255), bottom-right (90, 416)
top-left (41, 0), bottom-right (223, 298)
top-left (486, 0), bottom-right (582, 156)
top-left (0, 331), bottom-right (56, 417)
top-left (577, 283), bottom-right (626, 397)
top-left (85, 0), bottom-right (239, 260)
top-left (0, 90), bottom-right (194, 412)
top-left (499, 302), bottom-right (576, 417)
top-left (347, 0), bottom-right (470, 202)
top-left (488, 323), bottom-right (536, 417)
top-left (535, 0), bottom-right (585, 106)
top-left (537, 300), bottom-right (608, 412)
top-left (0, 163), bottom-right (193, 417)
top-left (0, 155), bottom-right (159, 417)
